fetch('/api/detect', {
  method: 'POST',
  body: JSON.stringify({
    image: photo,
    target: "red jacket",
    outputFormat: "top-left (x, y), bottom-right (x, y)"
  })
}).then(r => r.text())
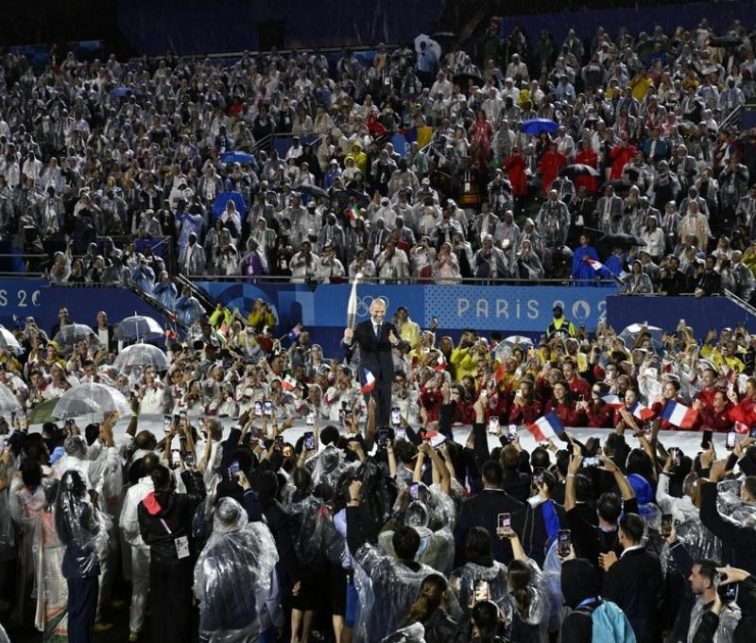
top-left (508, 399), bottom-right (542, 426)
top-left (585, 402), bottom-right (616, 428)
top-left (544, 399), bottom-right (587, 427)
top-left (566, 375), bottom-right (591, 402)
top-left (609, 143), bottom-right (637, 180)
top-left (504, 154), bottom-right (528, 197)
top-left (575, 147), bottom-right (599, 193)
top-left (539, 150), bottom-right (566, 196)
top-left (696, 404), bottom-right (735, 433)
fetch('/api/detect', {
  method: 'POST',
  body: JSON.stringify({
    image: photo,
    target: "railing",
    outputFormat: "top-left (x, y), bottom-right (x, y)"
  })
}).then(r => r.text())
top-left (719, 103), bottom-right (743, 131)
top-left (724, 288), bottom-right (756, 317)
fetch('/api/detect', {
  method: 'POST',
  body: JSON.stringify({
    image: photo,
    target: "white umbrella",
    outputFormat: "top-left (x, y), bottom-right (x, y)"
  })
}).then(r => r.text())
top-left (53, 383), bottom-right (131, 420)
top-left (0, 383), bottom-right (21, 415)
top-left (413, 34), bottom-right (442, 60)
top-left (54, 323), bottom-right (100, 352)
top-left (113, 344), bottom-right (169, 373)
top-left (115, 315), bottom-right (164, 342)
top-left (0, 325), bottom-right (23, 355)
top-left (503, 335), bottom-right (534, 347)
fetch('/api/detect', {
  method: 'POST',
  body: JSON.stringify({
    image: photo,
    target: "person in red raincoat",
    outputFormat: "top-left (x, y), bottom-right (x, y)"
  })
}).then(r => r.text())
top-left (471, 109), bottom-right (494, 172)
top-left (574, 145), bottom-right (599, 193)
top-left (608, 135), bottom-right (637, 181)
top-left (538, 141), bottom-right (566, 196)
top-left (503, 147), bottom-right (528, 198)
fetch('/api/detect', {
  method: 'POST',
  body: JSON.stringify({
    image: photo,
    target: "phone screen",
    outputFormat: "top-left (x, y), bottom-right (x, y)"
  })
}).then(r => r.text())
top-left (303, 431), bottom-right (315, 450)
top-left (660, 513), bottom-right (673, 538)
top-left (671, 448), bottom-right (681, 467)
top-left (306, 411), bottom-right (315, 426)
top-left (228, 460), bottom-right (240, 476)
top-left (474, 580), bottom-right (491, 603)
top-left (583, 456), bottom-right (600, 467)
top-left (163, 417), bottom-right (172, 433)
top-left (726, 431), bottom-right (736, 450)
top-left (487, 417), bottom-right (500, 434)
top-left (184, 453), bottom-right (195, 468)
top-left (395, 427), bottom-right (407, 441)
top-left (274, 435), bottom-right (284, 448)
top-left (751, 427), bottom-right (756, 439)
top-left (701, 430), bottom-right (713, 450)
top-left (718, 581), bottom-right (739, 604)
top-left (391, 407), bottom-right (401, 426)
top-left (378, 429), bottom-right (390, 447)
top-left (263, 401), bottom-right (273, 416)
top-left (557, 529), bottom-right (571, 557)
top-left (409, 483), bottom-right (419, 499)
top-left (171, 449), bottom-right (181, 466)
top-left (497, 512), bottom-right (512, 534)
top-left (254, 401), bottom-right (263, 417)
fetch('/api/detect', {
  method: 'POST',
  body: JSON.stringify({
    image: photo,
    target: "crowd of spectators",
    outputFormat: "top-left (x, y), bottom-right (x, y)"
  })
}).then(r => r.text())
top-left (0, 296), bottom-right (755, 643)
top-left (0, 17), bottom-right (751, 299)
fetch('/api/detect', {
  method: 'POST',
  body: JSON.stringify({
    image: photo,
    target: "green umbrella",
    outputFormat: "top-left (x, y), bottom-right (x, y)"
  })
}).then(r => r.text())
top-left (27, 397), bottom-right (59, 424)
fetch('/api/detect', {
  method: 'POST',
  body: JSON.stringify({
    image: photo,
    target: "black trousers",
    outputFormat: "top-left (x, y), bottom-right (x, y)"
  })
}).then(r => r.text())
top-left (67, 575), bottom-right (99, 643)
top-left (150, 558), bottom-right (194, 643)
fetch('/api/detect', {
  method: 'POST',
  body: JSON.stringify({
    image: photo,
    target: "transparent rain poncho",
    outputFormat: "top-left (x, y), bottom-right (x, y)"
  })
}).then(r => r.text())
top-left (501, 558), bottom-right (550, 642)
top-left (54, 469), bottom-right (106, 579)
top-left (352, 547), bottom-right (439, 643)
top-left (310, 445), bottom-right (353, 491)
top-left (378, 500), bottom-right (455, 575)
top-left (449, 560), bottom-right (509, 614)
top-left (380, 622), bottom-right (426, 643)
top-left (716, 478), bottom-right (756, 529)
top-left (194, 497), bottom-right (280, 643)
top-left (289, 493), bottom-right (344, 573)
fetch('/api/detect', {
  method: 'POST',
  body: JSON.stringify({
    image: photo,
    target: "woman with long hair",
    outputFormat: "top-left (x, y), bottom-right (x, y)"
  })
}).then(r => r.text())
top-left (450, 527), bottom-right (508, 614)
top-left (402, 573), bottom-right (459, 643)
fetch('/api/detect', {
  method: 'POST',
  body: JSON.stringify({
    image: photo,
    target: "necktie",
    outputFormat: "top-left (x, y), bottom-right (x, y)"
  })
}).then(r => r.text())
top-left (374, 323), bottom-right (380, 337)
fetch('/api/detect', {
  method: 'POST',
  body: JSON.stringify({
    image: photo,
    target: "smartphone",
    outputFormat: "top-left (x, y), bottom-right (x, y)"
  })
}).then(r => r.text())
top-left (497, 512), bottom-right (512, 535)
top-left (378, 429), bottom-right (391, 448)
top-left (660, 513), bottom-right (673, 539)
top-left (395, 426), bottom-right (407, 441)
top-left (263, 400), bottom-right (273, 417)
top-left (303, 431), bottom-right (315, 451)
top-left (254, 401), bottom-right (263, 417)
top-left (306, 411), bottom-right (315, 426)
top-left (487, 416), bottom-right (500, 435)
top-left (163, 416), bottom-right (172, 433)
top-left (557, 529), bottom-right (571, 558)
top-left (701, 429), bottom-right (713, 450)
top-left (409, 483), bottom-right (419, 499)
top-left (751, 427), bottom-right (756, 439)
top-left (171, 449), bottom-right (182, 466)
top-left (184, 453), bottom-right (195, 468)
top-left (726, 431), bottom-right (737, 450)
top-left (583, 456), bottom-right (601, 467)
top-left (474, 580), bottom-right (491, 603)
top-left (228, 460), bottom-right (240, 476)
top-left (391, 407), bottom-right (401, 426)
top-left (274, 435), bottom-right (284, 448)
top-left (718, 580), bottom-right (739, 604)
top-left (670, 447), bottom-right (682, 467)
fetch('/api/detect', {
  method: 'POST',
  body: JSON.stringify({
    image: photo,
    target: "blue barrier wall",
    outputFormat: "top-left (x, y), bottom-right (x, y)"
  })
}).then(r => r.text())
top-left (606, 295), bottom-right (756, 341)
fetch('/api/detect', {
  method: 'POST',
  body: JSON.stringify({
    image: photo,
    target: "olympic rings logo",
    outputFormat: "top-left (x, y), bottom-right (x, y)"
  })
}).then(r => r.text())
top-left (356, 295), bottom-right (390, 317)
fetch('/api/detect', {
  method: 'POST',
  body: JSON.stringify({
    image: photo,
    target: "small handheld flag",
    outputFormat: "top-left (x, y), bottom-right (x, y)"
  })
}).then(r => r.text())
top-left (527, 412), bottom-right (565, 442)
top-left (661, 399), bottom-right (697, 429)
top-left (360, 368), bottom-right (376, 394)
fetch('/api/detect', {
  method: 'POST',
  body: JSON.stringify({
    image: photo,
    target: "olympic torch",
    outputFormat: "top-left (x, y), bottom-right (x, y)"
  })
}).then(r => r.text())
top-left (346, 272), bottom-right (362, 330)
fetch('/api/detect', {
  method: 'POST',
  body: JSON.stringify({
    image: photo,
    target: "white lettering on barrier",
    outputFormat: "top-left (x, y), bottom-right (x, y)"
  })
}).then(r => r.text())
top-left (457, 298), bottom-right (469, 317)
top-left (0, 289), bottom-right (41, 309)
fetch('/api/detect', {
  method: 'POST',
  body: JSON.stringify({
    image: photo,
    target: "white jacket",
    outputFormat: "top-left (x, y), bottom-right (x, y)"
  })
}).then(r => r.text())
top-left (119, 476), bottom-right (154, 547)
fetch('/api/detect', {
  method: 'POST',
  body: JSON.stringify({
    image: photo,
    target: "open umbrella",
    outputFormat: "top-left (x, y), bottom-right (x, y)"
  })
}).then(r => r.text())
top-left (115, 315), bottom-right (164, 342)
top-left (559, 164), bottom-right (600, 178)
top-left (620, 323), bottom-right (663, 339)
top-left (0, 383), bottom-right (21, 415)
top-left (27, 397), bottom-right (59, 424)
top-left (220, 151), bottom-right (255, 165)
top-left (521, 118), bottom-right (559, 136)
top-left (295, 184), bottom-right (329, 199)
top-left (113, 344), bottom-right (169, 373)
top-left (53, 383), bottom-right (131, 420)
top-left (0, 326), bottom-right (23, 355)
top-left (110, 86), bottom-right (132, 99)
top-left (54, 324), bottom-right (100, 352)
top-left (414, 34), bottom-right (441, 60)
top-left (504, 335), bottom-right (534, 347)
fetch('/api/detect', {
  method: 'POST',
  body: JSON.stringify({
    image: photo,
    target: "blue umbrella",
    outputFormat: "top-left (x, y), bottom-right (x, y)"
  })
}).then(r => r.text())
top-left (221, 151), bottom-right (255, 165)
top-left (110, 86), bottom-right (132, 99)
top-left (521, 118), bottom-right (559, 136)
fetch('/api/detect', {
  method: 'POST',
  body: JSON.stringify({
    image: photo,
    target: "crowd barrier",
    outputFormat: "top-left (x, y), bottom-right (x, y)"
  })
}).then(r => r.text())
top-left (2, 279), bottom-right (752, 356)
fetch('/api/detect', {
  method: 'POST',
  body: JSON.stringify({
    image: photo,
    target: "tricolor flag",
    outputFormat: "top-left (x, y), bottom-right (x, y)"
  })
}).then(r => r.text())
top-left (629, 401), bottom-right (655, 422)
top-left (601, 394), bottom-right (622, 408)
top-left (287, 324), bottom-right (302, 342)
top-left (432, 354), bottom-right (446, 372)
top-left (586, 258), bottom-right (606, 272)
top-left (661, 399), bottom-right (698, 429)
top-left (282, 374), bottom-right (298, 391)
top-left (347, 205), bottom-right (365, 223)
top-left (360, 368), bottom-right (376, 394)
top-left (527, 412), bottom-right (565, 442)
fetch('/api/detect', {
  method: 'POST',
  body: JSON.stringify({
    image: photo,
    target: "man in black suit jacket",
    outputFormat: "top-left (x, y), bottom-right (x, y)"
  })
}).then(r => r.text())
top-left (453, 460), bottom-right (528, 565)
top-left (343, 297), bottom-right (405, 427)
top-left (601, 512), bottom-right (663, 643)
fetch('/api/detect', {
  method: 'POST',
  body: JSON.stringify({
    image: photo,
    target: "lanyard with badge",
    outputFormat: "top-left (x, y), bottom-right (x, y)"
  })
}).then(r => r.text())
top-left (159, 517), bottom-right (190, 559)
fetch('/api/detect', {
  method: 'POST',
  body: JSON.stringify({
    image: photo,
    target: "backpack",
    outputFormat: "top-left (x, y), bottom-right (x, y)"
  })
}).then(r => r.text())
top-left (577, 600), bottom-right (637, 643)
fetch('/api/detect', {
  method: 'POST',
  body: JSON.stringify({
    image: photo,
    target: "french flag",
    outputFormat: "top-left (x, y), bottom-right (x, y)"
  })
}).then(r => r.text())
top-left (360, 368), bottom-right (376, 394)
top-left (433, 354), bottom-right (447, 372)
top-left (282, 374), bottom-right (298, 391)
top-left (630, 401), bottom-right (655, 422)
top-left (601, 394), bottom-right (622, 408)
top-left (661, 399), bottom-right (698, 429)
top-left (527, 412), bottom-right (565, 442)
top-left (586, 258), bottom-right (605, 272)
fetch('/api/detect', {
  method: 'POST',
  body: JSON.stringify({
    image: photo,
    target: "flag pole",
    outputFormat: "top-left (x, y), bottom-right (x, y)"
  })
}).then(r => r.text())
top-left (347, 272), bottom-right (362, 330)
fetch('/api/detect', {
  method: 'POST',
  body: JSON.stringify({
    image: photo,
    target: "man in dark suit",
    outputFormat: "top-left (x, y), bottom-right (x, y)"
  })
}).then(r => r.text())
top-left (601, 512), bottom-right (663, 643)
top-left (453, 460), bottom-right (528, 565)
top-left (342, 297), bottom-right (405, 427)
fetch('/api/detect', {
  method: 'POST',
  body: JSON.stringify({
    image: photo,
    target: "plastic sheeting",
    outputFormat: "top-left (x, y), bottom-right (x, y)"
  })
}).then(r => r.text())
top-left (194, 498), bottom-right (280, 643)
